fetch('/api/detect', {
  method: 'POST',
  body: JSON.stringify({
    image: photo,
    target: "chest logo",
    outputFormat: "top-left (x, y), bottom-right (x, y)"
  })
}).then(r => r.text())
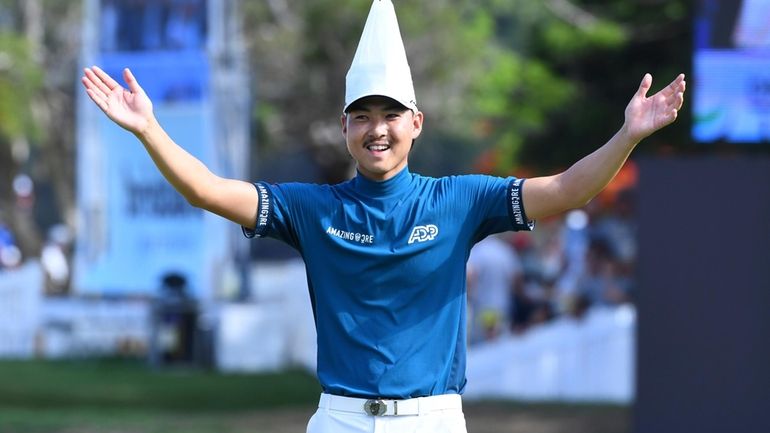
top-left (408, 224), bottom-right (439, 244)
top-left (326, 226), bottom-right (375, 245)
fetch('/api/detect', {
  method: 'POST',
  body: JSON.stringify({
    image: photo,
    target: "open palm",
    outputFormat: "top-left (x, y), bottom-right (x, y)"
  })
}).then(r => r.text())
top-left (624, 73), bottom-right (686, 143)
top-left (81, 66), bottom-right (153, 134)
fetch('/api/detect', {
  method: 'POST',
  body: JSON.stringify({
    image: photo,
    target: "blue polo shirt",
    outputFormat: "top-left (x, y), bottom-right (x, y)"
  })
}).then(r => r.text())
top-left (244, 166), bottom-right (533, 399)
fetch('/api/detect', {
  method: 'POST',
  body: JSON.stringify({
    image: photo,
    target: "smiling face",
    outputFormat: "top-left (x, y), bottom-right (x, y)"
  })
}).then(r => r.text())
top-left (341, 96), bottom-right (424, 181)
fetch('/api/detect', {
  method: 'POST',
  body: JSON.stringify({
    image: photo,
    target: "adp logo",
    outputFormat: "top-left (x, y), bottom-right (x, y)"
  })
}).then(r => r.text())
top-left (408, 224), bottom-right (439, 244)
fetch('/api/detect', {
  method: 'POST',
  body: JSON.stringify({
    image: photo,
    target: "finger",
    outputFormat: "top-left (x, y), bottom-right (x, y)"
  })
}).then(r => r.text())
top-left (123, 68), bottom-right (144, 95)
top-left (92, 65), bottom-right (121, 91)
top-left (85, 88), bottom-right (109, 113)
top-left (663, 84), bottom-right (682, 102)
top-left (663, 82), bottom-right (685, 109)
top-left (637, 73), bottom-right (652, 98)
top-left (83, 67), bottom-right (112, 96)
top-left (80, 75), bottom-right (107, 99)
top-left (661, 73), bottom-right (686, 97)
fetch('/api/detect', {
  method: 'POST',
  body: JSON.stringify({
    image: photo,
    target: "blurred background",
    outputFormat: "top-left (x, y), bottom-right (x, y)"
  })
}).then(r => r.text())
top-left (0, 1), bottom-right (768, 432)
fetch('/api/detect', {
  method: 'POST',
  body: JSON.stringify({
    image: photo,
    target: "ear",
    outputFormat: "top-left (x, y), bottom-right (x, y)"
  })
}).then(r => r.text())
top-left (340, 114), bottom-right (348, 137)
top-left (411, 111), bottom-right (424, 139)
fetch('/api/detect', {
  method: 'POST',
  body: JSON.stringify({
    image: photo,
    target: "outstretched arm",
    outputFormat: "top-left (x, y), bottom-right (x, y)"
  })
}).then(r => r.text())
top-left (522, 73), bottom-right (686, 220)
top-left (81, 66), bottom-right (259, 228)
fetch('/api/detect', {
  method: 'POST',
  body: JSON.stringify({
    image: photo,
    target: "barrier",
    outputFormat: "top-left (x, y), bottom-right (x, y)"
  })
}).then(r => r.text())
top-left (1, 258), bottom-right (635, 404)
top-left (39, 297), bottom-right (151, 358)
top-left (0, 262), bottom-right (44, 358)
top-left (465, 305), bottom-right (635, 403)
top-left (216, 259), bottom-right (317, 372)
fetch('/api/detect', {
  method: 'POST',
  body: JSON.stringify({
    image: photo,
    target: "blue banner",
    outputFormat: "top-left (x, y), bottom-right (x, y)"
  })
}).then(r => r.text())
top-left (75, 52), bottom-right (218, 298)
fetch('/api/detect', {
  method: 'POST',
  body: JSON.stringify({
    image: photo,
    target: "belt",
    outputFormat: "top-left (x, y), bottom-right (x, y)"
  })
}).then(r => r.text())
top-left (318, 393), bottom-right (462, 417)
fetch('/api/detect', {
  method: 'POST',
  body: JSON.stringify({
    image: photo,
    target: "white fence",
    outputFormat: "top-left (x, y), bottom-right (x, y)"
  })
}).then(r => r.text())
top-left (218, 260), bottom-right (636, 403)
top-left (217, 259), bottom-right (317, 372)
top-left (0, 261), bottom-right (151, 359)
top-left (1, 259), bottom-right (635, 403)
top-left (465, 305), bottom-right (636, 403)
top-left (40, 297), bottom-right (151, 358)
top-left (0, 262), bottom-right (43, 358)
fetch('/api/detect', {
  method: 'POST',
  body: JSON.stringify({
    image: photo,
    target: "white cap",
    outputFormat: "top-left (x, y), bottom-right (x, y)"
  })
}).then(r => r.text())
top-left (344, 0), bottom-right (417, 112)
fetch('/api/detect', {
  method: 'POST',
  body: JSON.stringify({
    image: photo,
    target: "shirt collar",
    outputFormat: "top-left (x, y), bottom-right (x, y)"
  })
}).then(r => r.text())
top-left (352, 165), bottom-right (413, 197)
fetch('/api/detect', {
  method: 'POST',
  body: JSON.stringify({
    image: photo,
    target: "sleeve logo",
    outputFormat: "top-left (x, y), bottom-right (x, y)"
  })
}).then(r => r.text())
top-left (243, 182), bottom-right (273, 239)
top-left (408, 224), bottom-right (439, 244)
top-left (508, 178), bottom-right (535, 231)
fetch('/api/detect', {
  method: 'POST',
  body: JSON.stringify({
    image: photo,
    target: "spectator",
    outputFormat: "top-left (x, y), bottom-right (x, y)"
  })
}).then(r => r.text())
top-left (100, 0), bottom-right (119, 52)
top-left (117, 0), bottom-right (146, 51)
top-left (467, 234), bottom-right (522, 344)
top-left (507, 232), bottom-right (555, 333)
top-left (165, 0), bottom-right (205, 50)
top-left (141, 0), bottom-right (167, 50)
top-left (553, 210), bottom-right (590, 314)
top-left (592, 188), bottom-right (637, 275)
top-left (41, 224), bottom-right (73, 295)
top-left (0, 222), bottom-right (22, 270)
top-left (574, 237), bottom-right (633, 308)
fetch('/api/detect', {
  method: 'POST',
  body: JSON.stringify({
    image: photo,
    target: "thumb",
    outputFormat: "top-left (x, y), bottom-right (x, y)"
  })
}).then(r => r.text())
top-left (123, 68), bottom-right (144, 95)
top-left (637, 73), bottom-right (652, 98)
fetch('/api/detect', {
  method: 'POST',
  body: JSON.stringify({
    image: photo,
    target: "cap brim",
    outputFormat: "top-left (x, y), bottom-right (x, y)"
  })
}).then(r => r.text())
top-left (344, 94), bottom-right (417, 113)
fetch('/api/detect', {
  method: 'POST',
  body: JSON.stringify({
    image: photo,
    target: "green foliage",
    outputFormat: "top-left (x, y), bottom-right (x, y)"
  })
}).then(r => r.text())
top-left (225, 0), bottom-right (690, 178)
top-left (0, 32), bottom-right (42, 144)
top-left (542, 20), bottom-right (626, 58)
top-left (469, 48), bottom-right (576, 172)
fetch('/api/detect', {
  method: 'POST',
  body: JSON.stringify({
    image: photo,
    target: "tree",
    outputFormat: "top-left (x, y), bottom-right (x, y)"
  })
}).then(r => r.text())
top-left (0, 0), bottom-right (691, 260)
top-left (0, 30), bottom-right (44, 257)
top-left (511, 0), bottom-right (691, 173)
top-left (243, 0), bottom-right (527, 182)
top-left (242, 0), bottom-right (690, 181)
top-left (0, 0), bottom-right (82, 258)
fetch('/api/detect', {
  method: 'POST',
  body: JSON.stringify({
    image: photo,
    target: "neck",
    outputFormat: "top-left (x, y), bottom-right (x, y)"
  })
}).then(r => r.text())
top-left (353, 165), bottom-right (412, 197)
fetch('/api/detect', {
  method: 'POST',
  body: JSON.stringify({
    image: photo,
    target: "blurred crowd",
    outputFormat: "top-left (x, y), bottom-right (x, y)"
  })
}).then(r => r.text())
top-left (3, 158), bottom-right (638, 344)
top-left (466, 185), bottom-right (638, 345)
top-left (100, 0), bottom-right (207, 52)
top-left (0, 222), bottom-right (72, 296)
top-left (0, 222), bottom-right (21, 270)
top-left (0, 173), bottom-right (73, 296)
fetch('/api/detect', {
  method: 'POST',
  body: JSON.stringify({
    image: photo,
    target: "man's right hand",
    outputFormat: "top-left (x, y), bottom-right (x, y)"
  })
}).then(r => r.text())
top-left (81, 66), bottom-right (154, 135)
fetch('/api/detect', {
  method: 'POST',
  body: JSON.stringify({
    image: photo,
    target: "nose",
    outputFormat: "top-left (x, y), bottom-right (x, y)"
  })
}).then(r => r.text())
top-left (368, 116), bottom-right (388, 138)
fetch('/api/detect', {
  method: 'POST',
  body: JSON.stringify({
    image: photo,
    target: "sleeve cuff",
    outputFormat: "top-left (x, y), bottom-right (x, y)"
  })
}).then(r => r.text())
top-left (507, 178), bottom-right (535, 231)
top-left (241, 182), bottom-right (273, 239)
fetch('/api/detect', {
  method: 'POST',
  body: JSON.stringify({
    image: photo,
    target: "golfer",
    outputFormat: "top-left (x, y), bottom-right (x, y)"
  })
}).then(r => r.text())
top-left (81, 1), bottom-right (685, 432)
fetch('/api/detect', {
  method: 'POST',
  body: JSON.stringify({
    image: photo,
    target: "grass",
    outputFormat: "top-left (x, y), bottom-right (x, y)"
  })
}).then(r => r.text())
top-left (0, 407), bottom-right (236, 433)
top-left (0, 358), bottom-right (321, 432)
top-left (0, 359), bottom-right (320, 412)
top-left (0, 359), bottom-right (630, 433)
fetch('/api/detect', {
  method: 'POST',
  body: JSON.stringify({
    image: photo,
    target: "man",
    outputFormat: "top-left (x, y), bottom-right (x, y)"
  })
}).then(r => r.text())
top-left (81, 1), bottom-right (685, 431)
top-left (466, 234), bottom-right (523, 343)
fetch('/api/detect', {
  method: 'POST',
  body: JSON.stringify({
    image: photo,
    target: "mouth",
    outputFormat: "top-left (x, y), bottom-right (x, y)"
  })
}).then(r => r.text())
top-left (365, 142), bottom-right (391, 153)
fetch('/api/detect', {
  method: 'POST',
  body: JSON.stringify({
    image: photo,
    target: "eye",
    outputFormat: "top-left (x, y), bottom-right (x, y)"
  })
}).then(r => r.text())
top-left (353, 114), bottom-right (369, 121)
top-left (386, 113), bottom-right (401, 120)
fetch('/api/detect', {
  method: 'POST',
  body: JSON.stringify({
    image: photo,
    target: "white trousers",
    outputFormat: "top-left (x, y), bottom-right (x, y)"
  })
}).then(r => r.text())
top-left (306, 393), bottom-right (468, 433)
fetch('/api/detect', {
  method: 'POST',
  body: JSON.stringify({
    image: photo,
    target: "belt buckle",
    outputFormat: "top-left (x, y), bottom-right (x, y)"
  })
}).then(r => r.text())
top-left (364, 399), bottom-right (387, 416)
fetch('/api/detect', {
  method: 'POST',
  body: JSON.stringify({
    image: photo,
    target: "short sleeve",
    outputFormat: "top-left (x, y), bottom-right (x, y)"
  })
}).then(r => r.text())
top-left (242, 182), bottom-right (273, 239)
top-left (506, 178), bottom-right (535, 232)
top-left (241, 182), bottom-right (301, 249)
top-left (453, 175), bottom-right (535, 238)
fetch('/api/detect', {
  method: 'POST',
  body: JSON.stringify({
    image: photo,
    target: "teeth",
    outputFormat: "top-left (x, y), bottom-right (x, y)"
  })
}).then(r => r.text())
top-left (368, 145), bottom-right (389, 151)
